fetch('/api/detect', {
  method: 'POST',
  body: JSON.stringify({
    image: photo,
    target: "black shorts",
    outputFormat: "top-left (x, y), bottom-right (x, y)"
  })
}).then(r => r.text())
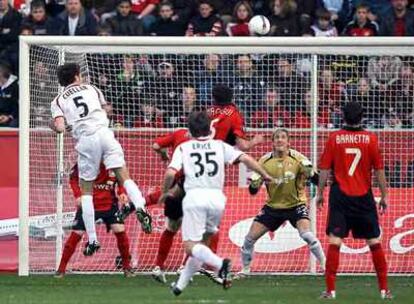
top-left (254, 204), bottom-right (310, 232)
top-left (327, 184), bottom-right (380, 239)
top-left (72, 204), bottom-right (123, 232)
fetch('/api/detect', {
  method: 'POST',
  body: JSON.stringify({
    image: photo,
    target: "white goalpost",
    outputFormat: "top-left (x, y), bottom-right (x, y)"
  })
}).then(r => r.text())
top-left (19, 36), bottom-right (414, 276)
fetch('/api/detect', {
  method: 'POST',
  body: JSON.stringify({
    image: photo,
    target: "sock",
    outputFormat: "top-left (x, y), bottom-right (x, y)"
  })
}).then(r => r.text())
top-left (209, 233), bottom-right (220, 253)
top-left (115, 231), bottom-right (131, 270)
top-left (145, 188), bottom-right (161, 206)
top-left (370, 243), bottom-right (388, 291)
top-left (241, 237), bottom-right (255, 268)
top-left (191, 243), bottom-right (223, 271)
top-left (123, 179), bottom-right (145, 209)
top-left (57, 232), bottom-right (82, 273)
top-left (81, 195), bottom-right (97, 243)
top-left (300, 231), bottom-right (326, 270)
top-left (325, 244), bottom-right (340, 293)
top-left (176, 257), bottom-right (203, 291)
top-left (155, 229), bottom-right (176, 269)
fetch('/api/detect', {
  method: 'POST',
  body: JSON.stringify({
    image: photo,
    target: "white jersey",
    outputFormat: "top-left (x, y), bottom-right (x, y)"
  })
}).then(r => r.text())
top-left (169, 138), bottom-right (244, 192)
top-left (50, 83), bottom-right (109, 140)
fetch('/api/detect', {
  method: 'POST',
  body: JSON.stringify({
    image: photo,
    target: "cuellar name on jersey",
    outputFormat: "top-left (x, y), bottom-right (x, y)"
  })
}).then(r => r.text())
top-left (62, 85), bottom-right (89, 99)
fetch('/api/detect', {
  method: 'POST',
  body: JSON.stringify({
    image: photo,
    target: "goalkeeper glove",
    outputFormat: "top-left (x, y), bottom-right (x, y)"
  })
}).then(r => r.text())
top-left (248, 172), bottom-right (263, 195)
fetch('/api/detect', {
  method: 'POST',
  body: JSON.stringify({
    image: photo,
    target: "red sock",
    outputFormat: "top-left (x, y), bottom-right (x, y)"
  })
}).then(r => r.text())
top-left (115, 231), bottom-right (131, 270)
top-left (155, 229), bottom-right (176, 269)
top-left (325, 244), bottom-right (340, 293)
top-left (57, 232), bottom-right (82, 273)
top-left (209, 233), bottom-right (220, 253)
top-left (370, 243), bottom-right (388, 291)
top-left (145, 188), bottom-right (161, 206)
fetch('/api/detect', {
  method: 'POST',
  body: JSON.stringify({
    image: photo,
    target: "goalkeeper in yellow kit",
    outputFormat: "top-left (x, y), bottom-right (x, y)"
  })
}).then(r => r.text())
top-left (240, 129), bottom-right (326, 275)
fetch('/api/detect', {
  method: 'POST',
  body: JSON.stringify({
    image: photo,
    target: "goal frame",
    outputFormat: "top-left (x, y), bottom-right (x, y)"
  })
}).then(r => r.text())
top-left (19, 36), bottom-right (414, 276)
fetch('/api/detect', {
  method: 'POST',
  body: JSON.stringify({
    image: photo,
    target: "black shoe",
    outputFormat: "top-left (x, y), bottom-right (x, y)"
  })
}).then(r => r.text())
top-left (136, 208), bottom-right (152, 234)
top-left (199, 268), bottom-right (223, 285)
top-left (218, 258), bottom-right (232, 290)
top-left (115, 203), bottom-right (136, 222)
top-left (170, 282), bottom-right (182, 296)
top-left (83, 241), bottom-right (101, 256)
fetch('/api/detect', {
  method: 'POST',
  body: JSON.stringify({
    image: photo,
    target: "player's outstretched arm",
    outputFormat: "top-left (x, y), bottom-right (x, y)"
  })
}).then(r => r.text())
top-left (238, 154), bottom-right (272, 183)
top-left (235, 134), bottom-right (264, 152)
top-left (316, 169), bottom-right (330, 209)
top-left (375, 169), bottom-right (388, 214)
top-left (152, 143), bottom-right (169, 161)
top-left (159, 168), bottom-right (176, 204)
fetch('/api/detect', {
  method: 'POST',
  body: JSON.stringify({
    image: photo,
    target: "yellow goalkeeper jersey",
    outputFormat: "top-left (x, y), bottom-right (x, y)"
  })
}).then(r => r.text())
top-left (258, 149), bottom-right (310, 209)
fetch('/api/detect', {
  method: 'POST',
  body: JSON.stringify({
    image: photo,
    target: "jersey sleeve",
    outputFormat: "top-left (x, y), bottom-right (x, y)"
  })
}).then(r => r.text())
top-left (168, 146), bottom-right (183, 171)
top-left (155, 132), bottom-right (175, 148)
top-left (231, 111), bottom-right (247, 139)
top-left (319, 135), bottom-right (335, 170)
top-left (91, 85), bottom-right (107, 105)
top-left (371, 135), bottom-right (384, 170)
top-left (223, 142), bottom-right (244, 164)
top-left (69, 166), bottom-right (82, 199)
top-left (50, 98), bottom-right (64, 119)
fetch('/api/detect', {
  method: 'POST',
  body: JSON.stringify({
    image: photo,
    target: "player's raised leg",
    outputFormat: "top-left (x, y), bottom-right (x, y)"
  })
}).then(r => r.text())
top-left (296, 219), bottom-right (326, 271)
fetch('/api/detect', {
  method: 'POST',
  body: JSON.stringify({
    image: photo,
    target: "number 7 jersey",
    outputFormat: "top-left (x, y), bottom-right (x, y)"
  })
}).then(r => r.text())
top-left (168, 138), bottom-right (244, 192)
top-left (51, 83), bottom-right (109, 140)
top-left (318, 127), bottom-right (384, 196)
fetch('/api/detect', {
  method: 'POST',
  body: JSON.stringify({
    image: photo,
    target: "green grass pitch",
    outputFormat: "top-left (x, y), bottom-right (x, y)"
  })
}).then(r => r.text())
top-left (0, 274), bottom-right (412, 304)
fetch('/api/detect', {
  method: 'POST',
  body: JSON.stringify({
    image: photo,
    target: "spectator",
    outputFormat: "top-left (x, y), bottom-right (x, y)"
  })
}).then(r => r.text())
top-left (310, 8), bottom-right (338, 36)
top-left (20, 24), bottom-right (34, 35)
top-left (230, 54), bottom-right (267, 117)
top-left (130, 0), bottom-right (159, 31)
top-left (269, 0), bottom-right (300, 36)
top-left (149, 1), bottom-right (185, 36)
top-left (342, 3), bottom-right (379, 36)
top-left (185, 0), bottom-right (223, 36)
top-left (195, 53), bottom-right (224, 105)
top-left (348, 77), bottom-right (384, 128)
top-left (167, 0), bottom-right (196, 25)
top-left (209, 0), bottom-right (239, 26)
top-left (352, 0), bottom-right (391, 21)
top-left (292, 89), bottom-right (330, 128)
top-left (0, 0), bottom-right (21, 71)
top-left (319, 68), bottom-right (345, 127)
top-left (379, 0), bottom-right (414, 36)
top-left (296, 0), bottom-right (316, 34)
top-left (104, 0), bottom-right (144, 36)
top-left (96, 24), bottom-right (112, 35)
top-left (134, 101), bottom-right (164, 128)
top-left (250, 87), bottom-right (291, 128)
top-left (177, 85), bottom-right (197, 126)
top-left (226, 1), bottom-right (252, 36)
top-left (318, 0), bottom-right (352, 31)
top-left (57, 0), bottom-right (98, 35)
top-left (0, 63), bottom-right (18, 127)
top-left (21, 0), bottom-right (59, 35)
top-left (392, 64), bottom-right (414, 128)
top-left (367, 56), bottom-right (402, 89)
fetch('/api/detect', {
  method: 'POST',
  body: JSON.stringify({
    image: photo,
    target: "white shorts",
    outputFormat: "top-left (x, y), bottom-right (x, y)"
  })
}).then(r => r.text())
top-left (181, 189), bottom-right (226, 242)
top-left (75, 128), bottom-right (125, 181)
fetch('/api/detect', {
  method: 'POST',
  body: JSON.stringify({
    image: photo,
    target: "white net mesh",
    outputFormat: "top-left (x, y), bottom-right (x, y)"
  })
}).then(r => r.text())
top-left (26, 40), bottom-right (414, 274)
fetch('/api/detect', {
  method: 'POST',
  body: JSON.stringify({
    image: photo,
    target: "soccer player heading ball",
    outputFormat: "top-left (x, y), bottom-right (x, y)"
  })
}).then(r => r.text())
top-left (240, 129), bottom-right (326, 276)
top-left (51, 63), bottom-right (152, 256)
top-left (160, 111), bottom-right (272, 296)
top-left (317, 101), bottom-right (392, 300)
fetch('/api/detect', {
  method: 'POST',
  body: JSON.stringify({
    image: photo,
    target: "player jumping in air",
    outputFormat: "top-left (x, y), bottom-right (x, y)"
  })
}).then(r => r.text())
top-left (51, 63), bottom-right (151, 256)
top-left (160, 111), bottom-right (272, 295)
top-left (56, 163), bottom-right (135, 277)
top-left (240, 129), bottom-right (326, 276)
top-left (317, 102), bottom-right (392, 300)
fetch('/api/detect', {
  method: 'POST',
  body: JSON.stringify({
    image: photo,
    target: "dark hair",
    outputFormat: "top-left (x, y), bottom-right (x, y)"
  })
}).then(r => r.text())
top-left (0, 62), bottom-right (11, 79)
top-left (316, 8), bottom-right (331, 20)
top-left (31, 0), bottom-right (46, 10)
top-left (355, 3), bottom-right (370, 12)
top-left (188, 111), bottom-right (211, 138)
top-left (57, 63), bottom-right (80, 86)
top-left (212, 84), bottom-right (233, 105)
top-left (117, 0), bottom-right (132, 6)
top-left (199, 0), bottom-right (214, 9)
top-left (160, 1), bottom-right (174, 9)
top-left (343, 101), bottom-right (363, 125)
top-left (233, 1), bottom-right (253, 22)
top-left (272, 128), bottom-right (289, 141)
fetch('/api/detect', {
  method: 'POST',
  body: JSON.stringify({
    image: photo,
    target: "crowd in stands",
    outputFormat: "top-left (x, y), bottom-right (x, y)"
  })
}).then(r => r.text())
top-left (1, 0), bottom-right (414, 128)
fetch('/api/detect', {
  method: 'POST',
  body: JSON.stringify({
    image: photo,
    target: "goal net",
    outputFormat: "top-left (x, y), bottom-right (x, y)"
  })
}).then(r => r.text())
top-left (19, 37), bottom-right (414, 275)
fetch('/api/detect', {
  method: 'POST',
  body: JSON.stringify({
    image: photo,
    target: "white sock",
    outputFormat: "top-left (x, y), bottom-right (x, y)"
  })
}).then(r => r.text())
top-left (123, 179), bottom-right (145, 209)
top-left (192, 243), bottom-right (223, 271)
top-left (176, 257), bottom-right (202, 290)
top-left (241, 237), bottom-right (255, 268)
top-left (300, 231), bottom-right (326, 269)
top-left (81, 195), bottom-right (97, 243)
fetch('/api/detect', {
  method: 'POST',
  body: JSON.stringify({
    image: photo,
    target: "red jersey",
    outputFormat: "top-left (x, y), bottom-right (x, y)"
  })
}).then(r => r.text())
top-left (131, 0), bottom-right (159, 14)
top-left (154, 128), bottom-right (191, 153)
top-left (207, 104), bottom-right (246, 146)
top-left (319, 127), bottom-right (384, 196)
top-left (69, 164), bottom-right (125, 212)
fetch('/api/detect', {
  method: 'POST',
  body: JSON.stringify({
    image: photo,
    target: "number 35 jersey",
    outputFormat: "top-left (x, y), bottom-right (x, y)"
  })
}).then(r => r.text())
top-left (319, 127), bottom-right (384, 197)
top-left (51, 84), bottom-right (109, 140)
top-left (168, 138), bottom-right (244, 192)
